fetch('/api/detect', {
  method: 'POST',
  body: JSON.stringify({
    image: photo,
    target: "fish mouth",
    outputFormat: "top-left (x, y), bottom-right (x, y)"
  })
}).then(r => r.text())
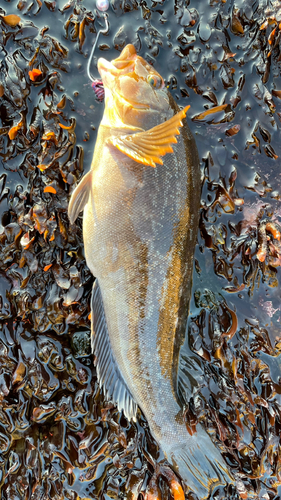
top-left (98, 57), bottom-right (134, 77)
top-left (98, 57), bottom-right (150, 110)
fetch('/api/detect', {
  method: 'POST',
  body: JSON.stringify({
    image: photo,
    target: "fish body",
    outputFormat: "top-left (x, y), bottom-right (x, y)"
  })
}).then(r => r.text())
top-left (69, 45), bottom-right (233, 498)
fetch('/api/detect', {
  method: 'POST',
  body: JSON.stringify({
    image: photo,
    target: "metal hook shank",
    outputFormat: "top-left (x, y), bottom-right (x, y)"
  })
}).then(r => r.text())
top-left (87, 13), bottom-right (109, 82)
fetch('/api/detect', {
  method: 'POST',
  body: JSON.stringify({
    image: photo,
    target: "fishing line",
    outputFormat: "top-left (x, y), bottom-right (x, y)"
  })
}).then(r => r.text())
top-left (88, 0), bottom-right (109, 100)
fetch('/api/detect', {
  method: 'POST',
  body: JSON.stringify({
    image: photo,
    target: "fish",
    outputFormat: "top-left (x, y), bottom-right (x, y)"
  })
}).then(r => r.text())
top-left (68, 44), bottom-right (233, 498)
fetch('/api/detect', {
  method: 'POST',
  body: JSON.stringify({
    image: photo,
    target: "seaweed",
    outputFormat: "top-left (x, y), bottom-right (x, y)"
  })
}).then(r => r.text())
top-left (0, 0), bottom-right (281, 499)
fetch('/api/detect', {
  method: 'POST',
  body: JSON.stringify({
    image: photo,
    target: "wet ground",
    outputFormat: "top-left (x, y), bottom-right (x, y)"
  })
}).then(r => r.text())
top-left (0, 0), bottom-right (281, 498)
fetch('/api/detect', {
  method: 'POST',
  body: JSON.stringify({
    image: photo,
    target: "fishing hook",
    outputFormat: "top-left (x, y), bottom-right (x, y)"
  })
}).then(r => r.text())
top-left (87, 11), bottom-right (109, 83)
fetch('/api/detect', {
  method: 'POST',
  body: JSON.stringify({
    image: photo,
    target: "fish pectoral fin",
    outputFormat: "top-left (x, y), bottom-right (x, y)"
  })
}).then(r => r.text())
top-left (91, 280), bottom-right (138, 422)
top-left (68, 170), bottom-right (92, 224)
top-left (108, 105), bottom-right (190, 168)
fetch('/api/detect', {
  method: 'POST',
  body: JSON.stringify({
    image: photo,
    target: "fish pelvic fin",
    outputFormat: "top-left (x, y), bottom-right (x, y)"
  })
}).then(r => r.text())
top-left (91, 280), bottom-right (138, 422)
top-left (108, 105), bottom-right (190, 168)
top-left (163, 426), bottom-right (234, 499)
top-left (68, 170), bottom-right (92, 224)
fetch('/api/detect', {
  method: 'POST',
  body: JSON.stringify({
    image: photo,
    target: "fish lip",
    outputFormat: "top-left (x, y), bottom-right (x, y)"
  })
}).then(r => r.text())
top-left (98, 57), bottom-right (134, 77)
top-left (98, 57), bottom-right (119, 76)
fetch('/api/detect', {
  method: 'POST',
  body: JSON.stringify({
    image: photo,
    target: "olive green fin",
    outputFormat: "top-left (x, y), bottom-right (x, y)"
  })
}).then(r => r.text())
top-left (68, 170), bottom-right (92, 224)
top-left (108, 105), bottom-right (190, 168)
top-left (91, 280), bottom-right (138, 421)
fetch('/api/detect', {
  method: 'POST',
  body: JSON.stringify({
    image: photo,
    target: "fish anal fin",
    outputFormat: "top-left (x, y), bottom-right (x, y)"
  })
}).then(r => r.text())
top-left (108, 105), bottom-right (190, 168)
top-left (68, 170), bottom-right (92, 224)
top-left (91, 280), bottom-right (138, 422)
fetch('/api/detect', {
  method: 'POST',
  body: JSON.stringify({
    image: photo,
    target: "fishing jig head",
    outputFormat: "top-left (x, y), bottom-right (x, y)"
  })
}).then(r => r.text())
top-left (88, 1), bottom-right (109, 101)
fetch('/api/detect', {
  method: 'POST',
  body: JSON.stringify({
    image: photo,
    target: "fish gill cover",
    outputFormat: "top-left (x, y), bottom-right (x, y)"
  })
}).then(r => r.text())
top-left (0, 0), bottom-right (280, 499)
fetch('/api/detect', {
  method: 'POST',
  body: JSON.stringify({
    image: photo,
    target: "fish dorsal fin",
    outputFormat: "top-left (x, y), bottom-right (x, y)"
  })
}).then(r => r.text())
top-left (108, 105), bottom-right (190, 168)
top-left (68, 170), bottom-right (92, 224)
top-left (91, 280), bottom-right (138, 421)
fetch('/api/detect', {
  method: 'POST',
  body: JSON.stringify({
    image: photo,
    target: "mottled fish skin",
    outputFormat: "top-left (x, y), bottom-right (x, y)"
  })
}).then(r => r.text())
top-left (69, 45), bottom-right (234, 498)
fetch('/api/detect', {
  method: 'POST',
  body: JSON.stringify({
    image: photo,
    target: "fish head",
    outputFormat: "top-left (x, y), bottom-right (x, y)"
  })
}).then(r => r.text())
top-left (98, 44), bottom-right (172, 129)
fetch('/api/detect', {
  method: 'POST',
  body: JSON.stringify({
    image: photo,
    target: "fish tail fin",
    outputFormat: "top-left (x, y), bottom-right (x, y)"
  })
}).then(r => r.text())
top-left (162, 428), bottom-right (234, 499)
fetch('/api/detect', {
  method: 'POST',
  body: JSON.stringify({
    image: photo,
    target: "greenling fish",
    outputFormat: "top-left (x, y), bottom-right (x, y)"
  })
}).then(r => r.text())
top-left (68, 44), bottom-right (233, 498)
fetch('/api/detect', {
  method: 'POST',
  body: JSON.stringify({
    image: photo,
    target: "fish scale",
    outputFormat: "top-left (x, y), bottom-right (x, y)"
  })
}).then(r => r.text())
top-left (69, 44), bottom-right (234, 498)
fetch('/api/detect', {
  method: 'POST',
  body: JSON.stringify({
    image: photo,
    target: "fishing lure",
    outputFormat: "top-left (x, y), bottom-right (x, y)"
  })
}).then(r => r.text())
top-left (87, 0), bottom-right (109, 101)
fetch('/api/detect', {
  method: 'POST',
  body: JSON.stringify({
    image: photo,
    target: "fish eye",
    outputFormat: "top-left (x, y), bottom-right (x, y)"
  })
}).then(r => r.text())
top-left (147, 74), bottom-right (163, 89)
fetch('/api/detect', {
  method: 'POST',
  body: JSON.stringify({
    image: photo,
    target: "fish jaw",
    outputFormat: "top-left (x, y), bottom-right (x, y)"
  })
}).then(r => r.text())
top-left (100, 84), bottom-right (171, 131)
top-left (100, 85), bottom-right (153, 131)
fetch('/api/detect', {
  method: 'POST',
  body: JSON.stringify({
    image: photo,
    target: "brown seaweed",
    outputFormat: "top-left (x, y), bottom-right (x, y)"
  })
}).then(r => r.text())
top-left (0, 0), bottom-right (281, 498)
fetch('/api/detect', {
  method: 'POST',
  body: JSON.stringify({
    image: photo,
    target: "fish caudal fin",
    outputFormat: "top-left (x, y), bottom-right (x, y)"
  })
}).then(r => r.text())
top-left (163, 426), bottom-right (234, 499)
top-left (68, 170), bottom-right (92, 224)
top-left (91, 280), bottom-right (138, 421)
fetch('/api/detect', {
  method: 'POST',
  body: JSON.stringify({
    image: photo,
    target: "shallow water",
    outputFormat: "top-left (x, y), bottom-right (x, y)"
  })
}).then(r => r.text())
top-left (0, 0), bottom-right (281, 498)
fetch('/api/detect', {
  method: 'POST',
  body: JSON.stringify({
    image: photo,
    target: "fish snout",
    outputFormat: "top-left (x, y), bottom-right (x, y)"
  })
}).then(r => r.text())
top-left (98, 44), bottom-right (137, 78)
top-left (98, 55), bottom-right (135, 78)
top-left (111, 44), bottom-right (137, 72)
top-left (114, 44), bottom-right (137, 61)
